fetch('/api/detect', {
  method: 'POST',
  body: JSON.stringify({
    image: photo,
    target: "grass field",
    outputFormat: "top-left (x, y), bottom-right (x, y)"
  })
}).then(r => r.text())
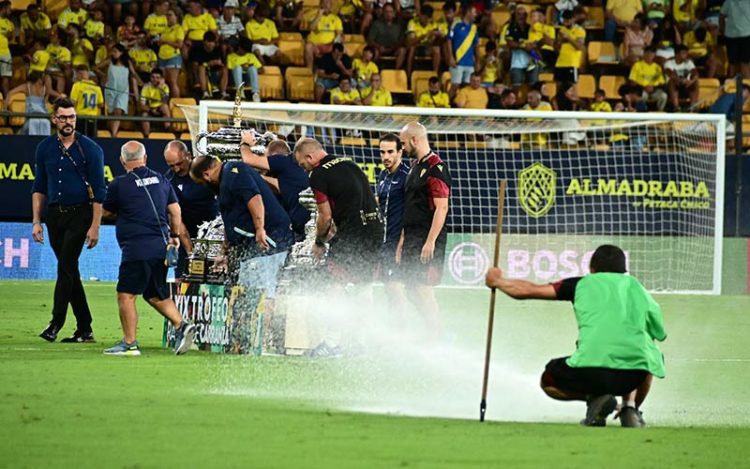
top-left (1, 281), bottom-right (749, 468)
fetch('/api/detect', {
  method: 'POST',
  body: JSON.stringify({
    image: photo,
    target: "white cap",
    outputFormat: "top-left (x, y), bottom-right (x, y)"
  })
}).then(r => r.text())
top-left (224, 0), bottom-right (240, 7)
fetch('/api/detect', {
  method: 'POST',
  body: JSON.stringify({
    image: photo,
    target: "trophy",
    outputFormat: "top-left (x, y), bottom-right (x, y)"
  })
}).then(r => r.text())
top-left (184, 216), bottom-right (226, 284)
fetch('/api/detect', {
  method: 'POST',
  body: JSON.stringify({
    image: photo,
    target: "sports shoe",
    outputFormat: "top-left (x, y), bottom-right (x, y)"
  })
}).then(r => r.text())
top-left (39, 323), bottom-right (60, 342)
top-left (60, 330), bottom-right (96, 343)
top-left (252, 92), bottom-right (261, 102)
top-left (103, 339), bottom-right (141, 356)
top-left (617, 406), bottom-right (646, 428)
top-left (174, 321), bottom-right (197, 355)
top-left (581, 394), bottom-right (617, 427)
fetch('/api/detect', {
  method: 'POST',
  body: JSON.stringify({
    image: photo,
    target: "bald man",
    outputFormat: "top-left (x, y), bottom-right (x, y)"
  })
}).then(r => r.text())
top-left (102, 141), bottom-right (196, 356)
top-left (398, 122), bottom-right (452, 337)
top-left (294, 137), bottom-right (383, 283)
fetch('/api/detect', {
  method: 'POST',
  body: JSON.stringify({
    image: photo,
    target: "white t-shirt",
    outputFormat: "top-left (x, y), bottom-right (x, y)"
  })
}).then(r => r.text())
top-left (664, 58), bottom-right (696, 80)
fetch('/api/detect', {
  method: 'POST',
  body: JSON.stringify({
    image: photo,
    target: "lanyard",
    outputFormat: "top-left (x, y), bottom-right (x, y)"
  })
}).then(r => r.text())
top-left (58, 134), bottom-right (94, 202)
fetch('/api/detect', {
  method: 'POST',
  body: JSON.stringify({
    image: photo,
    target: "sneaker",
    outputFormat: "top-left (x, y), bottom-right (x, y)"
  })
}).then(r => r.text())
top-left (581, 394), bottom-right (617, 427)
top-left (251, 92), bottom-right (261, 102)
top-left (617, 406), bottom-right (646, 428)
top-left (60, 330), bottom-right (96, 343)
top-left (174, 322), bottom-right (197, 355)
top-left (103, 339), bottom-right (141, 356)
top-left (39, 323), bottom-right (60, 342)
top-left (201, 91), bottom-right (211, 99)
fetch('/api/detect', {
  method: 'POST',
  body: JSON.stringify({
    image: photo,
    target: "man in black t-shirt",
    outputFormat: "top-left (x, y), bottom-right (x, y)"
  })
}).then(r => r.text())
top-left (314, 43), bottom-right (353, 103)
top-left (190, 31), bottom-right (229, 99)
top-left (294, 137), bottom-right (383, 283)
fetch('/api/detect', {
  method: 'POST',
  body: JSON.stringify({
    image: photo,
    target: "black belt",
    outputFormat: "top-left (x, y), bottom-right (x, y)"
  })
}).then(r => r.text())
top-left (49, 203), bottom-right (90, 213)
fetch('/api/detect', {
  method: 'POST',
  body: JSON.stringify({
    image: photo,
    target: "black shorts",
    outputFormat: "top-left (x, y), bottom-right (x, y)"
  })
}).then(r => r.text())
top-left (542, 357), bottom-right (648, 397)
top-left (326, 224), bottom-right (383, 284)
top-left (400, 229), bottom-right (446, 286)
top-left (117, 258), bottom-right (170, 300)
top-left (554, 67), bottom-right (578, 84)
top-left (726, 36), bottom-right (750, 65)
top-left (378, 239), bottom-right (400, 281)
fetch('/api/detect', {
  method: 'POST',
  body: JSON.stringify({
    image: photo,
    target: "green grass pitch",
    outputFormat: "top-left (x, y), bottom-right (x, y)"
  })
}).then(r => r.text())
top-left (1, 281), bottom-right (749, 468)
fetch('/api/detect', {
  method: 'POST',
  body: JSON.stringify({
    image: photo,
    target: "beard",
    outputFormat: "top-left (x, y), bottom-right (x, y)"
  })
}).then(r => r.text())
top-left (58, 125), bottom-right (75, 137)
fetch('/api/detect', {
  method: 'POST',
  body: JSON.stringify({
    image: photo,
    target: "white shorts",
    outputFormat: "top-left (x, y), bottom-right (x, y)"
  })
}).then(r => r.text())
top-left (0, 55), bottom-right (11, 77)
top-left (450, 65), bottom-right (473, 85)
top-left (252, 44), bottom-right (280, 58)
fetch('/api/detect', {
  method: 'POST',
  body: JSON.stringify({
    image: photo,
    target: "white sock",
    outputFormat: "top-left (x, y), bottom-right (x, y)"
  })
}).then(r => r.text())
top-left (624, 400), bottom-right (636, 409)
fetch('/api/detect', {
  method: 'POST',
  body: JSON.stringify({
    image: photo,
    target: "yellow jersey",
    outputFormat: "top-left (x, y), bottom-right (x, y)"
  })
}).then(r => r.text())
top-left (0, 33), bottom-right (8, 57)
top-left (684, 30), bottom-right (714, 57)
top-left (71, 38), bottom-right (94, 67)
top-left (481, 55), bottom-right (500, 83)
top-left (417, 91), bottom-right (450, 108)
top-left (361, 87), bottom-right (392, 106)
top-left (245, 18), bottom-right (279, 42)
top-left (141, 82), bottom-right (170, 109)
top-left (30, 49), bottom-right (51, 72)
top-left (308, 14), bottom-right (342, 45)
top-left (227, 52), bottom-right (262, 70)
top-left (528, 22), bottom-right (555, 51)
top-left (606, 0), bottom-right (643, 22)
top-left (522, 101), bottom-right (553, 145)
top-left (144, 13), bottom-right (168, 37)
top-left (590, 101), bottom-right (613, 112)
top-left (0, 18), bottom-right (14, 56)
top-left (130, 47), bottom-right (158, 73)
top-left (84, 19), bottom-right (105, 40)
top-left (159, 25), bottom-right (185, 60)
top-left (629, 60), bottom-right (665, 86)
top-left (46, 44), bottom-right (72, 68)
top-left (20, 12), bottom-right (52, 39)
top-left (70, 80), bottom-right (103, 116)
top-left (182, 12), bottom-right (217, 41)
top-left (57, 8), bottom-right (88, 28)
top-left (407, 18), bottom-right (438, 44)
top-left (352, 58), bottom-right (378, 82)
top-left (455, 87), bottom-right (488, 109)
top-left (94, 45), bottom-right (108, 66)
top-left (329, 87), bottom-right (360, 104)
top-left (556, 25), bottom-right (586, 68)
top-left (673, 0), bottom-right (699, 23)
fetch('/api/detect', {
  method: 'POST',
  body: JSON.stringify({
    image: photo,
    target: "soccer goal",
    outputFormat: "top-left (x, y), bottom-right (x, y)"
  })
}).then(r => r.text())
top-left (182, 102), bottom-right (726, 295)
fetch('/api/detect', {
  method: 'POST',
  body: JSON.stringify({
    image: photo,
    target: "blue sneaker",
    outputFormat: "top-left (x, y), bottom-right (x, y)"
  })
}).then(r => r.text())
top-left (103, 339), bottom-right (141, 356)
top-left (174, 322), bottom-right (196, 355)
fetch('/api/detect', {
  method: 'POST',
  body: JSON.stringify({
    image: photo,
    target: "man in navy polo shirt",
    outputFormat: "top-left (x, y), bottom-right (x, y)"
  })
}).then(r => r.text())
top-left (102, 141), bottom-right (196, 356)
top-left (163, 140), bottom-right (219, 278)
top-left (31, 98), bottom-right (107, 343)
top-left (239, 131), bottom-right (311, 240)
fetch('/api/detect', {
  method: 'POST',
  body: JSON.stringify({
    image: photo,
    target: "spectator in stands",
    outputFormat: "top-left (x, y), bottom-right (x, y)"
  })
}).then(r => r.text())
top-left (529, 8), bottom-right (557, 69)
top-left (97, 43), bottom-right (134, 137)
top-left (361, 73), bottom-right (393, 106)
top-left (664, 44), bottom-right (698, 110)
top-left (616, 83), bottom-right (648, 112)
top-left (140, 68), bottom-right (171, 137)
top-left (353, 46), bottom-right (379, 89)
top-left (158, 8), bottom-right (185, 98)
top-left (552, 81), bottom-right (580, 110)
top-left (454, 72), bottom-right (488, 109)
top-left (227, 37), bottom-right (263, 102)
top-left (130, 31), bottom-right (158, 97)
top-left (643, 0), bottom-right (669, 24)
top-left (47, 29), bottom-right (72, 95)
top-left (417, 76), bottom-right (450, 108)
top-left (192, 31), bottom-right (229, 99)
top-left (110, 0), bottom-right (140, 28)
top-left (479, 41), bottom-right (500, 87)
top-left (506, 6), bottom-right (537, 89)
top-left (555, 10), bottom-right (586, 83)
top-left (5, 71), bottom-right (62, 136)
top-left (314, 42), bottom-right (352, 103)
top-left (84, 8), bottom-right (108, 42)
top-left (629, 46), bottom-right (668, 110)
top-left (604, 0), bottom-right (643, 43)
top-left (591, 89), bottom-right (613, 110)
top-left (184, 0), bottom-right (218, 61)
top-left (0, 0), bottom-right (12, 101)
top-left (68, 24), bottom-right (94, 71)
top-left (437, 1), bottom-right (458, 37)
top-left (522, 89), bottom-right (552, 146)
top-left (552, 0), bottom-right (578, 25)
top-left (20, 4), bottom-right (52, 46)
top-left (489, 86), bottom-right (517, 110)
top-left (218, 0), bottom-right (244, 42)
top-left (709, 84), bottom-right (750, 122)
top-left (406, 5), bottom-right (443, 78)
top-left (684, 24), bottom-right (717, 78)
top-left (673, 0), bottom-right (699, 32)
top-left (654, 15), bottom-right (680, 64)
top-left (273, 0), bottom-right (304, 32)
top-left (117, 14), bottom-right (141, 49)
top-left (721, 0), bottom-right (750, 79)
top-left (305, 0), bottom-right (343, 68)
top-left (28, 38), bottom-right (50, 76)
top-left (245, 4), bottom-right (281, 64)
top-left (144, 1), bottom-right (169, 46)
top-left (367, 3), bottom-right (406, 68)
top-left (70, 65), bottom-right (104, 135)
top-left (330, 75), bottom-right (361, 105)
top-left (58, 0), bottom-right (88, 37)
top-left (448, 5), bottom-right (479, 89)
top-left (623, 13), bottom-right (653, 66)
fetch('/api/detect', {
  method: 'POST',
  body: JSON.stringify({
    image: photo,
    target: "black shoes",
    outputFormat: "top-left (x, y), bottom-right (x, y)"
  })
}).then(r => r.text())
top-left (60, 330), bottom-right (96, 343)
top-left (39, 323), bottom-right (61, 342)
top-left (581, 394), bottom-right (618, 427)
top-left (617, 406), bottom-right (647, 428)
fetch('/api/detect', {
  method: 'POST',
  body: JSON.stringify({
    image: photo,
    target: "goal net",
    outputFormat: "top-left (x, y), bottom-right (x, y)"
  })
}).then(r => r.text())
top-left (182, 102), bottom-right (725, 295)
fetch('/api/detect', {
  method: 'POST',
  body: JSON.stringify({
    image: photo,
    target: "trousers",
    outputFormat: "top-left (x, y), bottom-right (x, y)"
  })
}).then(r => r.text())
top-left (45, 203), bottom-right (94, 331)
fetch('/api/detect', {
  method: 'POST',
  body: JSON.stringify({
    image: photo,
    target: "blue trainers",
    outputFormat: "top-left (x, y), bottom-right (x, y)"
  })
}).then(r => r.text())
top-left (103, 339), bottom-right (141, 356)
top-left (174, 322), bottom-right (196, 355)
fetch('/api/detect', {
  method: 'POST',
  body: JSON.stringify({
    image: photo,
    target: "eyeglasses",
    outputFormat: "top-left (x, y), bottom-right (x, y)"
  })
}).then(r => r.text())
top-left (55, 114), bottom-right (77, 122)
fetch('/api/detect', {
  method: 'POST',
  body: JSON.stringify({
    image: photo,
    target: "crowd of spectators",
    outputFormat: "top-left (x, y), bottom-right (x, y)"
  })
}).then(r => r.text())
top-left (0, 0), bottom-right (748, 137)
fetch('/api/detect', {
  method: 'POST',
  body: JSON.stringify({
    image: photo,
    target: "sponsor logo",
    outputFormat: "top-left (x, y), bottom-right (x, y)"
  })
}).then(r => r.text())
top-left (0, 237), bottom-right (29, 268)
top-left (0, 163), bottom-right (115, 182)
top-left (566, 178), bottom-right (711, 210)
top-left (518, 162), bottom-right (556, 218)
top-left (448, 242), bottom-right (490, 285)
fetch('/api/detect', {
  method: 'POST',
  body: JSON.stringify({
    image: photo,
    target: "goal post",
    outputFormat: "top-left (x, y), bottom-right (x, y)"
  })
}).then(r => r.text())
top-left (184, 102), bottom-right (726, 295)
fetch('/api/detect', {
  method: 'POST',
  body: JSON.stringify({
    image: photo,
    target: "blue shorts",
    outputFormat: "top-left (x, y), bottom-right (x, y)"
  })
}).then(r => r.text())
top-left (117, 258), bottom-right (170, 300)
top-left (159, 55), bottom-right (183, 69)
top-left (380, 239), bottom-right (400, 281)
top-left (316, 78), bottom-right (339, 90)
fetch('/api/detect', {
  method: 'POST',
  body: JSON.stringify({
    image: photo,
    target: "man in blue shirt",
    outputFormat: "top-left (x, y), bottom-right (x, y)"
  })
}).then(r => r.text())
top-left (163, 140), bottom-right (219, 278)
top-left (448, 6), bottom-right (478, 88)
top-left (376, 133), bottom-right (409, 285)
top-left (239, 131), bottom-right (311, 241)
top-left (31, 98), bottom-right (107, 343)
top-left (102, 141), bottom-right (196, 356)
top-left (709, 84), bottom-right (750, 121)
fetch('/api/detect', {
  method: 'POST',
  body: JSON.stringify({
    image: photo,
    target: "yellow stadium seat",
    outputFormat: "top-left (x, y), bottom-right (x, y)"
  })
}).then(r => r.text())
top-left (577, 74), bottom-right (596, 100)
top-left (302, 0), bottom-right (318, 7)
top-left (583, 6), bottom-right (605, 30)
top-left (426, 1), bottom-right (444, 21)
top-left (344, 42), bottom-right (365, 59)
top-left (411, 70), bottom-right (436, 99)
top-left (280, 38), bottom-right (305, 66)
top-left (538, 72), bottom-right (554, 83)
top-left (541, 81), bottom-right (557, 98)
top-left (11, 0), bottom-right (35, 10)
top-left (491, 9), bottom-right (511, 36)
top-left (344, 34), bottom-right (365, 44)
top-left (149, 132), bottom-right (177, 140)
top-left (300, 8), bottom-right (317, 31)
top-left (9, 97), bottom-right (26, 127)
top-left (339, 137), bottom-right (366, 146)
top-left (259, 66), bottom-right (284, 100)
top-left (96, 130), bottom-right (112, 138)
top-left (599, 75), bottom-right (626, 100)
top-left (169, 97), bottom-right (197, 132)
top-left (381, 69), bottom-right (409, 94)
top-left (279, 32), bottom-right (303, 41)
top-left (179, 132), bottom-right (192, 140)
top-left (285, 67), bottom-right (315, 102)
top-left (588, 41), bottom-right (619, 65)
top-left (743, 115), bottom-right (750, 148)
top-left (0, 127), bottom-right (14, 135)
top-left (118, 131), bottom-right (146, 139)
